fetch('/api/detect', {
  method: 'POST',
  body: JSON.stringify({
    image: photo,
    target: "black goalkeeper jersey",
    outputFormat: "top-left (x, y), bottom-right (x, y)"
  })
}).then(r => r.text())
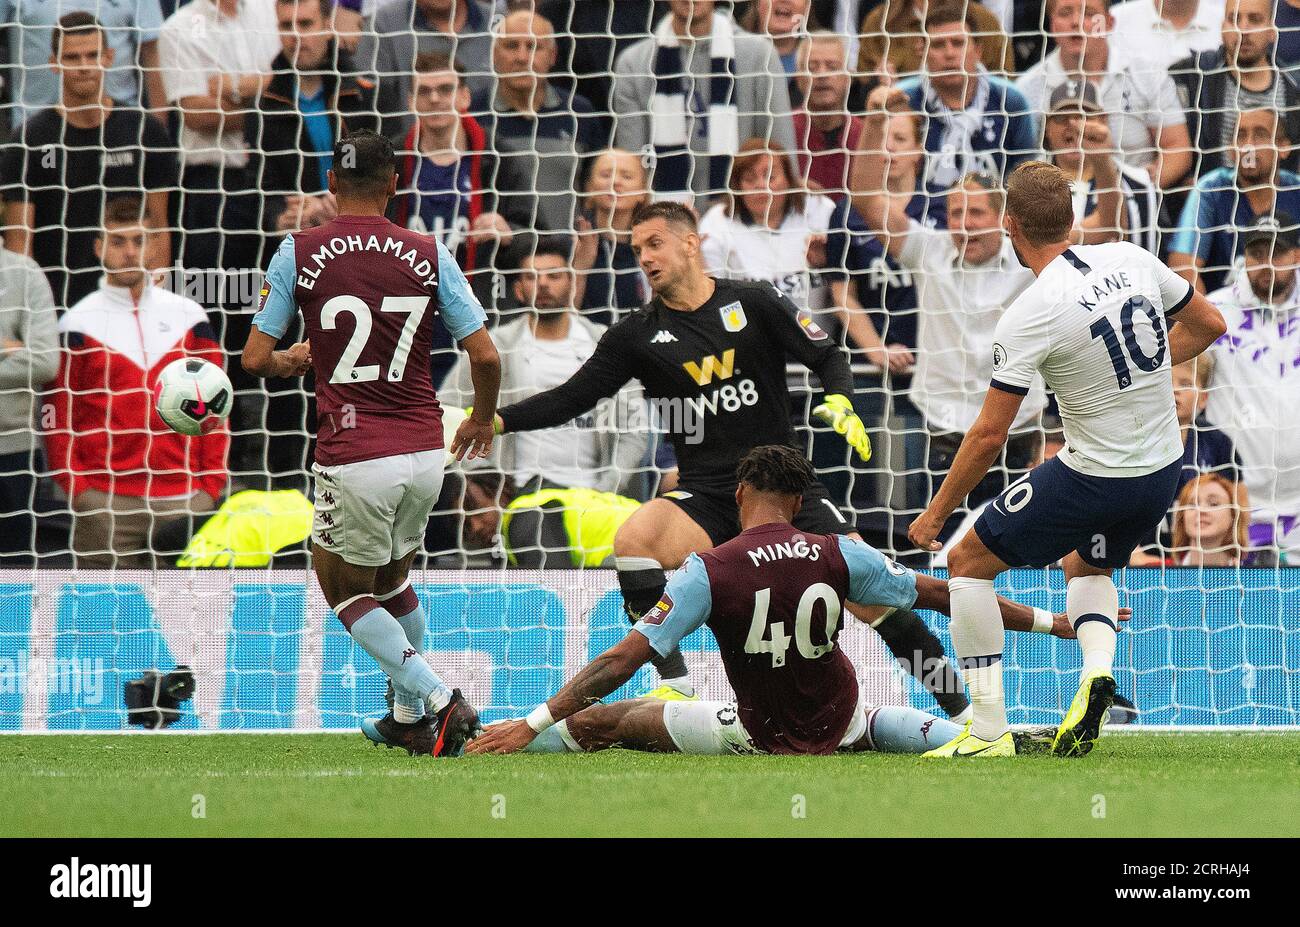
top-left (498, 279), bottom-right (854, 490)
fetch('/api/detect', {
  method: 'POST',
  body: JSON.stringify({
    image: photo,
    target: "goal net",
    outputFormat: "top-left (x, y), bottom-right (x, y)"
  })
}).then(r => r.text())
top-left (0, 1), bottom-right (1295, 731)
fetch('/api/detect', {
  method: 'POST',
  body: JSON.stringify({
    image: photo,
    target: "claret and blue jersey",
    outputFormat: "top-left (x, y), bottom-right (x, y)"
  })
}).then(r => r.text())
top-left (252, 216), bottom-right (487, 468)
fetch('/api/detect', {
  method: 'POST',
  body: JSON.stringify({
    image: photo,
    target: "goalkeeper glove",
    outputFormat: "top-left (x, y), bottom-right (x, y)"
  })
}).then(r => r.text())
top-left (812, 394), bottom-right (872, 463)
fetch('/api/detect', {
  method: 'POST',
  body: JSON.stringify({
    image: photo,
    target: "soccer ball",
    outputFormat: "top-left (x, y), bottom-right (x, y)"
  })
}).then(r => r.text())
top-left (153, 357), bottom-right (233, 437)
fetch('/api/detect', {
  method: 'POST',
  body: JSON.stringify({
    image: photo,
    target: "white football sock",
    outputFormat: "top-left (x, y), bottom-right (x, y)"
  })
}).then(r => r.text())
top-left (1068, 575), bottom-right (1119, 679)
top-left (659, 676), bottom-right (695, 697)
top-left (947, 577), bottom-right (1008, 741)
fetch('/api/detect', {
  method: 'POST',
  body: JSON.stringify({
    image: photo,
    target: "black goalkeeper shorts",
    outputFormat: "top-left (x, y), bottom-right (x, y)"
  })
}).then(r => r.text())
top-left (661, 480), bottom-right (855, 547)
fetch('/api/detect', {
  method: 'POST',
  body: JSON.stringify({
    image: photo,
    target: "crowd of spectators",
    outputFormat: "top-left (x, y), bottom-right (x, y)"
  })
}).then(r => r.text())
top-left (0, 0), bottom-right (1293, 569)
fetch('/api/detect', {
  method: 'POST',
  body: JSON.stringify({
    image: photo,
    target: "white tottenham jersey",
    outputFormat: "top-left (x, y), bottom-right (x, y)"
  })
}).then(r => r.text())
top-left (990, 242), bottom-right (1194, 477)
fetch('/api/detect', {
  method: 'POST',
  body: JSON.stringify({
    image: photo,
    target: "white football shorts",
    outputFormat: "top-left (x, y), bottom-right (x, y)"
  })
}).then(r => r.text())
top-left (660, 693), bottom-right (868, 756)
top-left (310, 449), bottom-right (447, 567)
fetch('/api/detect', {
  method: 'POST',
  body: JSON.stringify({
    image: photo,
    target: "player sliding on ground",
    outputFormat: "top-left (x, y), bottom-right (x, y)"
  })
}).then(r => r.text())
top-left (468, 445), bottom-right (1108, 758)
top-left (243, 129), bottom-right (503, 757)
top-left (479, 199), bottom-right (978, 723)
top-left (909, 161), bottom-right (1227, 758)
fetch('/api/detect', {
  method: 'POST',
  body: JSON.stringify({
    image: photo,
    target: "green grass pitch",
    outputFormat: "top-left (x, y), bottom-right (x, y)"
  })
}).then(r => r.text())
top-left (4, 733), bottom-right (1297, 837)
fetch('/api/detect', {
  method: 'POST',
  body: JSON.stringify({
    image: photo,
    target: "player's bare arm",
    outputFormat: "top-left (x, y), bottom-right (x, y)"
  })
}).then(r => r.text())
top-left (1166, 291), bottom-right (1228, 367)
top-left (448, 327), bottom-right (501, 461)
top-left (904, 572), bottom-right (1132, 639)
top-left (909, 386), bottom-right (1024, 552)
top-left (241, 327), bottom-right (312, 379)
top-left (467, 631), bottom-right (655, 755)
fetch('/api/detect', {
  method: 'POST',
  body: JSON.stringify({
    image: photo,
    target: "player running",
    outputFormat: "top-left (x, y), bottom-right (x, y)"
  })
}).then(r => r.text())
top-left (468, 445), bottom-right (1092, 757)
top-left (481, 200), bottom-right (975, 721)
top-left (243, 129), bottom-right (503, 757)
top-left (909, 161), bottom-right (1227, 758)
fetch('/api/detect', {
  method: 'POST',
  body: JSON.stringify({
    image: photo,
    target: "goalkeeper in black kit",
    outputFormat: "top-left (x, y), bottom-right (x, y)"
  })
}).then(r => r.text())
top-left (483, 201), bottom-right (970, 719)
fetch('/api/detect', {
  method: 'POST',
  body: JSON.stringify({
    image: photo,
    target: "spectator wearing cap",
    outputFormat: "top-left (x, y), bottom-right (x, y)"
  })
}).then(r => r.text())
top-left (896, 1), bottom-right (1038, 196)
top-left (611, 0), bottom-right (796, 202)
top-left (793, 31), bottom-right (863, 200)
top-left (470, 9), bottom-right (605, 234)
top-left (1042, 81), bottom-right (1160, 253)
top-left (1169, 107), bottom-right (1300, 293)
top-left (1170, 0), bottom-right (1300, 179)
top-left (1016, 0), bottom-right (1193, 190)
top-left (355, 0), bottom-right (496, 138)
top-left (1204, 212), bottom-right (1300, 561)
top-left (852, 85), bottom-right (1047, 523)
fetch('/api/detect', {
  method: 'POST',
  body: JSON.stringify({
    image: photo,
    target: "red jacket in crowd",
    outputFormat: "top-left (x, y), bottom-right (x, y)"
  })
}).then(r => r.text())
top-left (45, 280), bottom-right (229, 501)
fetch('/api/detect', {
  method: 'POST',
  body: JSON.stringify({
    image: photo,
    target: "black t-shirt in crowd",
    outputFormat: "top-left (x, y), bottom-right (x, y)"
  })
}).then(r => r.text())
top-left (0, 106), bottom-right (177, 308)
top-left (499, 278), bottom-right (855, 491)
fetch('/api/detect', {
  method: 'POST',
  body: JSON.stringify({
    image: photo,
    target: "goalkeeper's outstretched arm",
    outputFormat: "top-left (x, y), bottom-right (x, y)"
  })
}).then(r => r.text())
top-left (495, 325), bottom-right (635, 434)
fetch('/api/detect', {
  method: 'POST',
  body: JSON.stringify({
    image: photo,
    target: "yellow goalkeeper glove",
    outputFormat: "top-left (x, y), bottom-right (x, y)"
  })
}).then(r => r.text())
top-left (812, 394), bottom-right (872, 463)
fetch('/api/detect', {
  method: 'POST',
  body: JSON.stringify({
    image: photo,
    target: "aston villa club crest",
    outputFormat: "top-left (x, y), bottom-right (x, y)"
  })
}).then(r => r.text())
top-left (797, 310), bottom-right (828, 341)
top-left (719, 301), bottom-right (747, 332)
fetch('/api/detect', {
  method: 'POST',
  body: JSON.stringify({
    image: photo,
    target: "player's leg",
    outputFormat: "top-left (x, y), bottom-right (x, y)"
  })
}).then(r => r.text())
top-left (312, 456), bottom-right (456, 754)
top-left (1051, 552), bottom-right (1120, 758)
top-left (924, 529), bottom-right (1017, 756)
top-left (612, 496), bottom-right (718, 696)
top-left (793, 483), bottom-right (971, 721)
top-left (843, 704), bottom-right (964, 754)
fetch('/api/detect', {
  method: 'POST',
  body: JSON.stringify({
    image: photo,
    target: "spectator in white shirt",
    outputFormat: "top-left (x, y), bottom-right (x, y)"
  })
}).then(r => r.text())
top-left (443, 237), bottom-right (648, 496)
top-left (1110, 0), bottom-right (1226, 76)
top-left (158, 0), bottom-right (280, 273)
top-left (1205, 213), bottom-right (1300, 560)
top-left (1016, 0), bottom-right (1193, 189)
top-left (699, 138), bottom-right (836, 315)
top-left (852, 86), bottom-right (1046, 520)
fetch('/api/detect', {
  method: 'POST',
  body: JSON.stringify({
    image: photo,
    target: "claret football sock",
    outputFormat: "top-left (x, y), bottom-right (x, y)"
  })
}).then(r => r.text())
top-left (1068, 575), bottom-right (1120, 679)
top-left (339, 595), bottom-right (451, 720)
top-left (947, 577), bottom-right (1008, 741)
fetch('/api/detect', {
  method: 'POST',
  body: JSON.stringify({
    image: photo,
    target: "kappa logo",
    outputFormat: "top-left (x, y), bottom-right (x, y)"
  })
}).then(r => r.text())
top-left (682, 348), bottom-right (736, 386)
top-left (400, 648), bottom-right (418, 664)
top-left (920, 718), bottom-right (934, 741)
top-left (321, 491), bottom-right (336, 506)
top-left (719, 301), bottom-right (747, 332)
top-left (320, 512), bottom-right (335, 527)
top-left (318, 531), bottom-right (336, 546)
top-left (651, 329), bottom-right (678, 344)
